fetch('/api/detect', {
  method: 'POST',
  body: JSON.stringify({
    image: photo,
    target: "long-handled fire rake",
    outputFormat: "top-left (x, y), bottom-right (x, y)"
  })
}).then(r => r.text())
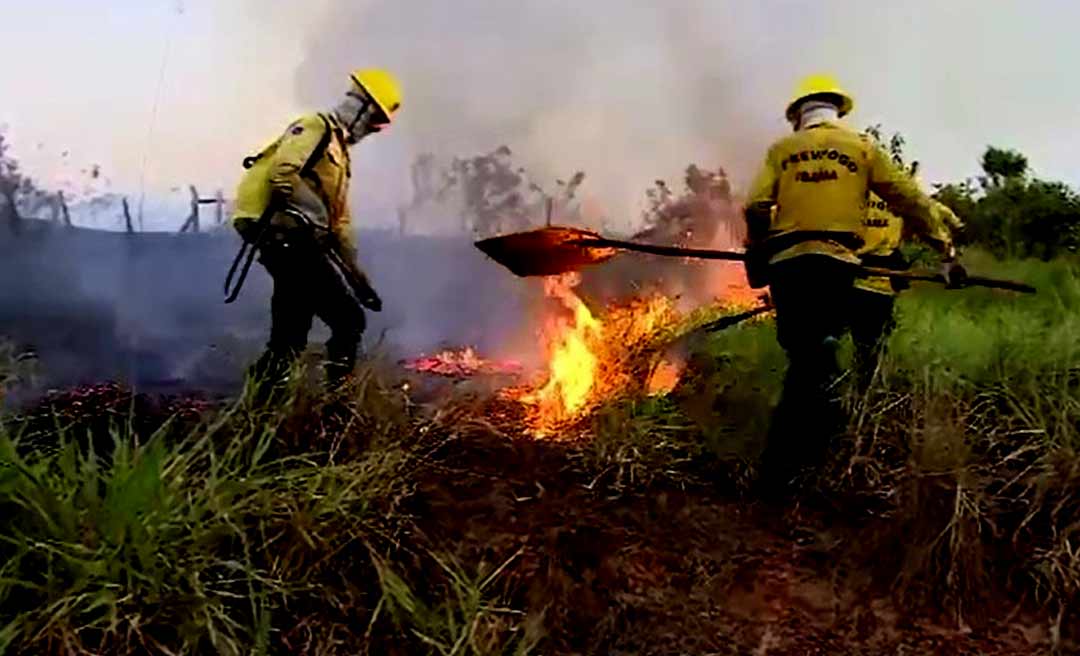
top-left (474, 226), bottom-right (1037, 294)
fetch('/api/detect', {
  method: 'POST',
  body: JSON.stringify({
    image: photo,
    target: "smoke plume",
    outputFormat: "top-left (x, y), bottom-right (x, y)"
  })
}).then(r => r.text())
top-left (283, 1), bottom-right (788, 232)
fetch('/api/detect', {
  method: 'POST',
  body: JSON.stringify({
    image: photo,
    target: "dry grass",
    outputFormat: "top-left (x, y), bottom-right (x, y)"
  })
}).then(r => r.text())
top-left (0, 363), bottom-right (538, 655)
top-left (0, 252), bottom-right (1077, 653)
top-left (691, 252), bottom-right (1080, 650)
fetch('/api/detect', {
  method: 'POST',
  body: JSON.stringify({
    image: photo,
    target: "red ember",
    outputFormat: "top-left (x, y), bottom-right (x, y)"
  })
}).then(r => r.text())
top-left (402, 347), bottom-right (524, 378)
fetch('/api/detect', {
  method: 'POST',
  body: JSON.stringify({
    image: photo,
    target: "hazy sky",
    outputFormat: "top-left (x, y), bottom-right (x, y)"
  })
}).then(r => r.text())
top-left (1, 0), bottom-right (1076, 231)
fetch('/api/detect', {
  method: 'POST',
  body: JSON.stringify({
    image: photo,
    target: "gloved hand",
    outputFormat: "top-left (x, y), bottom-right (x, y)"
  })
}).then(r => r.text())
top-left (340, 257), bottom-right (382, 311)
top-left (743, 243), bottom-right (770, 289)
top-left (942, 261), bottom-right (968, 289)
top-left (361, 290), bottom-right (383, 312)
top-left (945, 243), bottom-right (958, 261)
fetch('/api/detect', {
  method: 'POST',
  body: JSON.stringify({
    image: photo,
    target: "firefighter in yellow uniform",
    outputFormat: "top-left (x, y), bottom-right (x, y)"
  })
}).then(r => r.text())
top-left (851, 194), bottom-right (962, 391)
top-left (743, 74), bottom-right (959, 491)
top-left (231, 69), bottom-right (403, 390)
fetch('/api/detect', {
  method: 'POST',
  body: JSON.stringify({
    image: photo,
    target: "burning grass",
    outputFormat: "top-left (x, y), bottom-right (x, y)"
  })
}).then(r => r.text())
top-left (0, 252), bottom-right (1077, 653)
top-left (502, 271), bottom-right (759, 436)
top-left (402, 346), bottom-right (524, 378)
top-left (694, 251), bottom-right (1080, 648)
top-left (507, 273), bottom-right (681, 435)
top-left (0, 366), bottom-right (547, 655)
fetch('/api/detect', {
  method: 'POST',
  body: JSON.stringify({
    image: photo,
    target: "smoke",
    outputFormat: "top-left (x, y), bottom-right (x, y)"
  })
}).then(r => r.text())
top-left (281, 1), bottom-right (791, 232)
top-left (7, 1), bottom-right (1079, 225)
top-left (195, 1), bottom-right (814, 378)
top-left (8, 0), bottom-right (1078, 396)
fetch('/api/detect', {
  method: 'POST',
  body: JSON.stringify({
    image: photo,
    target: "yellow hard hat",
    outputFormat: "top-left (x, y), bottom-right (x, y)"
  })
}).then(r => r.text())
top-left (349, 68), bottom-right (403, 123)
top-left (785, 74), bottom-right (854, 122)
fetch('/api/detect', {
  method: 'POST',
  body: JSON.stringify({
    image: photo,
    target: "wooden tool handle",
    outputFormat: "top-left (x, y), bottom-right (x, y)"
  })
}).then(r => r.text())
top-left (573, 238), bottom-right (748, 262)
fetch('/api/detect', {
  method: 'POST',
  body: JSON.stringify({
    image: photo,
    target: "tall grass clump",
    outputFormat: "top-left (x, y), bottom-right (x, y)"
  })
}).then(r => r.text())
top-left (691, 251), bottom-right (1080, 645)
top-left (857, 254), bottom-right (1080, 646)
top-left (373, 548), bottom-right (544, 656)
top-left (581, 395), bottom-right (707, 493)
top-left (0, 361), bottom-right (539, 655)
top-left (0, 340), bottom-right (36, 406)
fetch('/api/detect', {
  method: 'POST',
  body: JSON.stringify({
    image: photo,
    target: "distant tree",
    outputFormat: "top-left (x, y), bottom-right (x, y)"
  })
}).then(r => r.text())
top-left (979, 147), bottom-right (1028, 187)
top-left (935, 146), bottom-right (1080, 259)
top-left (863, 124), bottom-right (919, 177)
top-left (0, 130), bottom-right (56, 235)
top-left (977, 178), bottom-right (1080, 259)
top-left (554, 171), bottom-right (586, 206)
top-left (409, 152), bottom-right (439, 207)
top-left (0, 131), bottom-right (30, 234)
top-left (931, 180), bottom-right (978, 244)
top-left (637, 164), bottom-right (738, 246)
top-left (436, 146), bottom-right (587, 237)
top-left (858, 130), bottom-right (1078, 259)
top-left (643, 179), bottom-right (674, 221)
top-left (441, 146), bottom-right (543, 236)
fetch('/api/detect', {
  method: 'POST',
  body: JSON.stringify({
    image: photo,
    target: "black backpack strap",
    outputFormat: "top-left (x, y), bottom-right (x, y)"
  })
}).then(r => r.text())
top-left (300, 113), bottom-right (334, 176)
top-left (298, 113), bottom-right (336, 213)
top-left (241, 113), bottom-right (333, 170)
top-left (226, 115), bottom-right (335, 303)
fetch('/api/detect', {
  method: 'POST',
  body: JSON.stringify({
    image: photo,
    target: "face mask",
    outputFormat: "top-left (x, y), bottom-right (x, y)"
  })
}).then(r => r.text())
top-left (796, 101), bottom-right (840, 130)
top-left (333, 90), bottom-right (389, 144)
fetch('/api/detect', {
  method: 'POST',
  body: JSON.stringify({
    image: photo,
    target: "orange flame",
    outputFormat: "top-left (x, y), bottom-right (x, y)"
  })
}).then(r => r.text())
top-left (515, 273), bottom-right (601, 425)
top-left (646, 359), bottom-right (684, 396)
top-left (704, 262), bottom-right (759, 308)
top-left (511, 273), bottom-right (679, 434)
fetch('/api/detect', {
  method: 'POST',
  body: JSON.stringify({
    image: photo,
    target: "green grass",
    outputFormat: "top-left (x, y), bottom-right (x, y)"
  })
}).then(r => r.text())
top-left (692, 251), bottom-right (1080, 431)
top-left (373, 548), bottom-right (543, 656)
top-left (0, 341), bottom-right (36, 405)
top-left (0, 367), bottom-right (541, 655)
top-left (0, 250), bottom-right (1078, 652)
top-left (579, 395), bottom-right (708, 493)
top-left (686, 250), bottom-right (1080, 642)
top-left (890, 251), bottom-right (1080, 389)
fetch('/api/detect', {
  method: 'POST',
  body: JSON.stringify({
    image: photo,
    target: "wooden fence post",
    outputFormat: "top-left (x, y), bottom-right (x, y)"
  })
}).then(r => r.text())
top-left (58, 192), bottom-right (72, 228)
top-left (189, 185), bottom-right (200, 233)
top-left (180, 185), bottom-right (226, 232)
top-left (122, 197), bottom-right (135, 234)
top-left (179, 185), bottom-right (200, 233)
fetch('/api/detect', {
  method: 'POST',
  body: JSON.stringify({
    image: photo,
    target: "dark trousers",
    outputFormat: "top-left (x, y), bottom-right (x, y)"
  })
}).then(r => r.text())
top-left (250, 231), bottom-right (366, 388)
top-left (760, 255), bottom-right (857, 488)
top-left (849, 290), bottom-right (897, 392)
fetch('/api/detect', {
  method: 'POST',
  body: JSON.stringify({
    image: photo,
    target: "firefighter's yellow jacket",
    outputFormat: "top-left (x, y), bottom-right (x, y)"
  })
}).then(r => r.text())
top-left (232, 112), bottom-right (356, 258)
top-left (929, 200), bottom-right (963, 237)
top-left (856, 195), bottom-right (960, 295)
top-left (744, 120), bottom-right (946, 266)
top-left (855, 194), bottom-right (904, 295)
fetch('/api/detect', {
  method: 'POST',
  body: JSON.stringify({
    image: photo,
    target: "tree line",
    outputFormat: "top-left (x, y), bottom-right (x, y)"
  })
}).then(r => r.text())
top-left (5, 124), bottom-right (1079, 256)
top-left (862, 124), bottom-right (1080, 260)
top-left (934, 146), bottom-right (1080, 260)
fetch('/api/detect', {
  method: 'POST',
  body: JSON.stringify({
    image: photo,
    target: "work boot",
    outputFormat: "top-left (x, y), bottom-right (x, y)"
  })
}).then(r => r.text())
top-left (246, 348), bottom-right (297, 406)
top-left (325, 339), bottom-right (360, 390)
